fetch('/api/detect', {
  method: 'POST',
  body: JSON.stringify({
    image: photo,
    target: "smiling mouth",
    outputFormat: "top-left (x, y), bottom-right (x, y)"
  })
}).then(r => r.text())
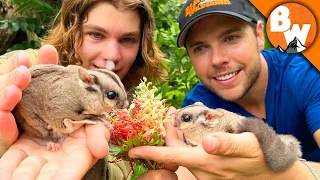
top-left (214, 70), bottom-right (240, 81)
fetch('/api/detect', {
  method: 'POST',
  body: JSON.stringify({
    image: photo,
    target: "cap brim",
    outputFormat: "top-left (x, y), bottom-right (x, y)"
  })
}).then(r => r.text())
top-left (177, 11), bottom-right (254, 47)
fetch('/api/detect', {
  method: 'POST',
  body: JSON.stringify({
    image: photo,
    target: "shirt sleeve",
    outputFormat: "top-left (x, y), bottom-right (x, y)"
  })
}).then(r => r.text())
top-left (181, 93), bottom-right (197, 108)
top-left (299, 69), bottom-right (320, 135)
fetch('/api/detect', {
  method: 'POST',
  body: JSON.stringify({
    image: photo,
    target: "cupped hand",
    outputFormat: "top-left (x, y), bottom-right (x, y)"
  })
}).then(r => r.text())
top-left (0, 124), bottom-right (110, 180)
top-left (128, 106), bottom-right (302, 180)
top-left (0, 45), bottom-right (59, 154)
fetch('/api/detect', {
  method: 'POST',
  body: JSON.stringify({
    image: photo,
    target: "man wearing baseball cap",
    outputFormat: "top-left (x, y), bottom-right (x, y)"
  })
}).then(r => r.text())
top-left (130, 0), bottom-right (320, 179)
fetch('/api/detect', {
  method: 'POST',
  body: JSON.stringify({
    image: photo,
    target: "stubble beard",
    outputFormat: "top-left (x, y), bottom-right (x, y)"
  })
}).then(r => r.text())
top-left (208, 55), bottom-right (262, 102)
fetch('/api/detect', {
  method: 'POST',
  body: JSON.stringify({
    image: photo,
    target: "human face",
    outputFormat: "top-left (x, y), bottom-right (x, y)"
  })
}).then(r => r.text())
top-left (79, 2), bottom-right (141, 79)
top-left (186, 15), bottom-right (264, 102)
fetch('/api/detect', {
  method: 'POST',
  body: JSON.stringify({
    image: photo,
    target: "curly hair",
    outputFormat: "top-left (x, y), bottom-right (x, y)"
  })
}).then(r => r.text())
top-left (41, 0), bottom-right (167, 92)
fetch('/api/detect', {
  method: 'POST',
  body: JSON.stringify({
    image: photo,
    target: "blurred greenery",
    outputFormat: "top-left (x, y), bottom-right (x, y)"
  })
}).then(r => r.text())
top-left (0, 0), bottom-right (274, 108)
top-left (0, 0), bottom-right (60, 52)
top-left (151, 0), bottom-right (199, 108)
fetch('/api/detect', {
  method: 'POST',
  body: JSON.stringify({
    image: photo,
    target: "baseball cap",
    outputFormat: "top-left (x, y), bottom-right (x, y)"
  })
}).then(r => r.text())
top-left (177, 0), bottom-right (258, 47)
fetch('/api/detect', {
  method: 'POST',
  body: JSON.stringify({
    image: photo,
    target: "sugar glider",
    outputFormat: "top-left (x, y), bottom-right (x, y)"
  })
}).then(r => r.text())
top-left (13, 64), bottom-right (128, 151)
top-left (174, 102), bottom-right (302, 172)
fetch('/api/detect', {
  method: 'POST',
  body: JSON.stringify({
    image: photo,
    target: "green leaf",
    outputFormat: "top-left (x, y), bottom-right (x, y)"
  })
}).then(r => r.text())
top-left (109, 144), bottom-right (121, 156)
top-left (132, 137), bottom-right (143, 147)
top-left (10, 22), bottom-right (20, 32)
top-left (0, 20), bottom-right (9, 29)
top-left (15, 3), bottom-right (32, 13)
top-left (186, 67), bottom-right (197, 81)
top-left (19, 22), bottom-right (28, 32)
top-left (131, 161), bottom-right (148, 180)
top-left (27, 24), bottom-right (36, 32)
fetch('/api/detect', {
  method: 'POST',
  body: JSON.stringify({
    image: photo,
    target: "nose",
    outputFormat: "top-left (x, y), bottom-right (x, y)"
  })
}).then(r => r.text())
top-left (102, 40), bottom-right (121, 63)
top-left (122, 100), bottom-right (129, 109)
top-left (172, 119), bottom-right (180, 127)
top-left (210, 47), bottom-right (229, 66)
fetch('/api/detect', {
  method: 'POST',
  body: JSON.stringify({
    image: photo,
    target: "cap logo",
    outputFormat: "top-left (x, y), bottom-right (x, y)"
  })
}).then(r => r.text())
top-left (185, 0), bottom-right (231, 17)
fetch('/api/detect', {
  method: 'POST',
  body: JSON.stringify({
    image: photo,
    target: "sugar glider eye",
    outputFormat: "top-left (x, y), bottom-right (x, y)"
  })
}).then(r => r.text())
top-left (181, 113), bottom-right (192, 122)
top-left (106, 91), bottom-right (118, 100)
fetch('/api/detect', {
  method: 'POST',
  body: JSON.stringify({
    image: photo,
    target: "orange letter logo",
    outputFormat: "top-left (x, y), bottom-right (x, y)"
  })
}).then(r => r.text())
top-left (266, 3), bottom-right (317, 53)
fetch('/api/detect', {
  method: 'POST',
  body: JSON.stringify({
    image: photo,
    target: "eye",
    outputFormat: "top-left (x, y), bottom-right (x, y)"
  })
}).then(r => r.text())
top-left (194, 45), bottom-right (205, 53)
top-left (181, 113), bottom-right (192, 122)
top-left (224, 35), bottom-right (239, 42)
top-left (121, 38), bottom-right (133, 44)
top-left (193, 44), bottom-right (209, 54)
top-left (90, 32), bottom-right (103, 39)
top-left (106, 91), bottom-right (118, 100)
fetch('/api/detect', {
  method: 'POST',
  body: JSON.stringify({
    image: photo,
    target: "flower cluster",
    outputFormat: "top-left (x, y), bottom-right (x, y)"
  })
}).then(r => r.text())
top-left (108, 77), bottom-right (170, 179)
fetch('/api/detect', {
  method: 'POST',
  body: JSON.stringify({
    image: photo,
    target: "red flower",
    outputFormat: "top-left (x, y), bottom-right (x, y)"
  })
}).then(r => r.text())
top-left (108, 78), bottom-right (170, 174)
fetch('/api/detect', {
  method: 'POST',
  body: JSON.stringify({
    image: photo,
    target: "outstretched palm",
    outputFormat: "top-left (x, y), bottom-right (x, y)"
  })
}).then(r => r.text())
top-left (0, 125), bottom-right (109, 180)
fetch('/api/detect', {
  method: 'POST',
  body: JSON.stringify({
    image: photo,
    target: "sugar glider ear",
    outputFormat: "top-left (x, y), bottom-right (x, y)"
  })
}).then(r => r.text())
top-left (201, 109), bottom-right (224, 127)
top-left (78, 69), bottom-right (95, 84)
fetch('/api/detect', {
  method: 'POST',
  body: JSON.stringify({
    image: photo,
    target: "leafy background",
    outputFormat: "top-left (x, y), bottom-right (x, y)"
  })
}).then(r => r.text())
top-left (0, 0), bottom-right (273, 108)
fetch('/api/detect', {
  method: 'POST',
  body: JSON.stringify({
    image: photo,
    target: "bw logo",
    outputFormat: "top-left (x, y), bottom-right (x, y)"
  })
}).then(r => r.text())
top-left (266, 3), bottom-right (317, 53)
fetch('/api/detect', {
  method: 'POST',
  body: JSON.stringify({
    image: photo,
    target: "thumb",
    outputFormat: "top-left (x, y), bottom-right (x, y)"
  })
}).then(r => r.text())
top-left (37, 45), bottom-right (59, 65)
top-left (202, 132), bottom-right (262, 158)
top-left (0, 111), bottom-right (19, 156)
top-left (85, 124), bottom-right (110, 159)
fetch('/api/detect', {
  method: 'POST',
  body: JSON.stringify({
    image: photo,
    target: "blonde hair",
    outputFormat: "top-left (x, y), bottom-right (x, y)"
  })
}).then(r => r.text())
top-left (42, 0), bottom-right (166, 92)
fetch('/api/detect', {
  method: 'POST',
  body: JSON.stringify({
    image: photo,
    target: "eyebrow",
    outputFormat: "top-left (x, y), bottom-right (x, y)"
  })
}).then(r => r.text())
top-left (187, 27), bottom-right (242, 48)
top-left (188, 41), bottom-right (206, 49)
top-left (83, 24), bottom-right (107, 34)
top-left (82, 24), bottom-right (140, 37)
top-left (217, 27), bottom-right (242, 39)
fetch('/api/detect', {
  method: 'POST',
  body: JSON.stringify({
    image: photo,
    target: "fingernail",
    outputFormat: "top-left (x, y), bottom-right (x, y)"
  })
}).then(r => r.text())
top-left (209, 136), bottom-right (219, 154)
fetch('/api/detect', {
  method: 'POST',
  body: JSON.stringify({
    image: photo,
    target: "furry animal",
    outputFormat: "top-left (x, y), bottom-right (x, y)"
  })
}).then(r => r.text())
top-left (173, 102), bottom-right (302, 172)
top-left (13, 64), bottom-right (128, 151)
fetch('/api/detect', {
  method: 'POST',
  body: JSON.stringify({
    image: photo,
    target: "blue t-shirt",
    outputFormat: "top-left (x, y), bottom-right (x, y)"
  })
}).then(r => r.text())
top-left (182, 49), bottom-right (320, 162)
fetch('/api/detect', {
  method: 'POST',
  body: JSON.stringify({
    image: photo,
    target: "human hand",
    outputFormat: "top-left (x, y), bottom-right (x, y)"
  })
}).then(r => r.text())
top-left (128, 107), bottom-right (305, 180)
top-left (128, 107), bottom-right (186, 180)
top-left (0, 45), bottom-right (59, 155)
top-left (0, 124), bottom-right (110, 180)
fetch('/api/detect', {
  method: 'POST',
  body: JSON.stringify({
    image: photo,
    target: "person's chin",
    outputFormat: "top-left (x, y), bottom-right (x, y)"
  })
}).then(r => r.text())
top-left (213, 87), bottom-right (244, 102)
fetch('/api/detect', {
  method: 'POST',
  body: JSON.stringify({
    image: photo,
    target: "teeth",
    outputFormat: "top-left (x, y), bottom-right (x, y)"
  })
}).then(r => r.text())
top-left (215, 72), bottom-right (237, 81)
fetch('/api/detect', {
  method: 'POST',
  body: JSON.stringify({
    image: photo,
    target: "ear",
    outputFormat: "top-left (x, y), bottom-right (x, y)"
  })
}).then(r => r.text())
top-left (78, 69), bottom-right (95, 84)
top-left (256, 20), bottom-right (265, 51)
top-left (201, 110), bottom-right (223, 127)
